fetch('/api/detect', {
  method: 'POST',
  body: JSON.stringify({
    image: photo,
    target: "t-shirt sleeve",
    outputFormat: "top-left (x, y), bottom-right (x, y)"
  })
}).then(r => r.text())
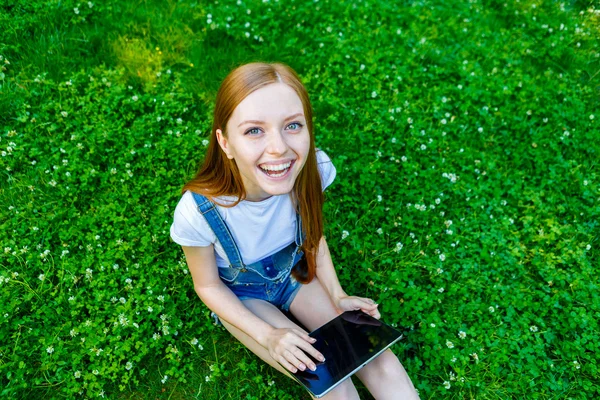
top-left (316, 149), bottom-right (336, 190)
top-left (170, 191), bottom-right (217, 247)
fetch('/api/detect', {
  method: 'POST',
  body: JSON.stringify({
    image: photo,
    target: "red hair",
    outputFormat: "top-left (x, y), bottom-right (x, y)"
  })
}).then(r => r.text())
top-left (182, 62), bottom-right (323, 284)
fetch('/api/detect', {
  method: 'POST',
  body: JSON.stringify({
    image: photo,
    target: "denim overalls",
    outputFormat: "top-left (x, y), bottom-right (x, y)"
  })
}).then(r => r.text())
top-left (192, 193), bottom-right (306, 313)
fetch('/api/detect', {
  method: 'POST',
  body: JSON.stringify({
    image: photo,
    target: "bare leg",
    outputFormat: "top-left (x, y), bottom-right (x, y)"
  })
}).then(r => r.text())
top-left (220, 298), bottom-right (360, 399)
top-left (290, 276), bottom-right (420, 400)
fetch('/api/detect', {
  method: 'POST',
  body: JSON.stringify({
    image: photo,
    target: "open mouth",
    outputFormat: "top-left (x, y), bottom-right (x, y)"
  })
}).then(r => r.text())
top-left (258, 160), bottom-right (295, 179)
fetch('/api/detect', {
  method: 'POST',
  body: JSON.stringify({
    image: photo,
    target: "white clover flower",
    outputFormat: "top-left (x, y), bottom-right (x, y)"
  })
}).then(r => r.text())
top-left (377, 195), bottom-right (382, 202)
top-left (573, 361), bottom-right (580, 369)
top-left (438, 287), bottom-right (444, 293)
top-left (530, 325), bottom-right (538, 332)
top-left (38, 274), bottom-right (45, 281)
top-left (92, 369), bottom-right (99, 375)
top-left (470, 352), bottom-right (479, 361)
top-left (148, 306), bottom-right (153, 312)
top-left (125, 362), bottom-right (133, 370)
top-left (119, 297), bottom-right (126, 304)
top-left (157, 295), bottom-right (164, 302)
top-left (73, 7), bottom-right (79, 14)
top-left (451, 356), bottom-right (457, 362)
top-left (395, 242), bottom-right (403, 253)
top-left (191, 338), bottom-right (198, 345)
top-left (489, 306), bottom-right (495, 313)
top-left (446, 340), bottom-right (454, 348)
top-left (61, 111), bottom-right (68, 118)
top-left (371, 91), bottom-right (377, 98)
top-left (439, 254), bottom-right (446, 261)
top-left (401, 156), bottom-right (407, 162)
top-left (341, 230), bottom-right (349, 240)
top-left (586, 244), bottom-right (591, 250)
top-left (420, 144), bottom-right (427, 150)
top-left (443, 381), bottom-right (451, 389)
top-left (590, 115), bottom-right (595, 120)
top-left (430, 323), bottom-right (436, 328)
top-left (88, 1), bottom-right (93, 7)
top-left (46, 346), bottom-right (54, 354)
top-left (74, 370), bottom-right (81, 378)
top-left (161, 375), bottom-right (168, 384)
top-left (458, 331), bottom-right (466, 339)
top-left (110, 168), bottom-right (117, 174)
top-left (376, 228), bottom-right (383, 235)
top-left (153, 333), bottom-right (160, 340)
top-left (176, 118), bottom-right (183, 125)
top-left (132, 95), bottom-right (138, 102)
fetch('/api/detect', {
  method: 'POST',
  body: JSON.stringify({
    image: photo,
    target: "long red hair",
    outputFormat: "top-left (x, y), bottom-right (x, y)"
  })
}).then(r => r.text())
top-left (182, 62), bottom-right (323, 284)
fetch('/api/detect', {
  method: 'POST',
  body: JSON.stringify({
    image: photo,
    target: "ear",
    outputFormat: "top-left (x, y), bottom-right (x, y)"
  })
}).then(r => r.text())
top-left (215, 129), bottom-right (234, 159)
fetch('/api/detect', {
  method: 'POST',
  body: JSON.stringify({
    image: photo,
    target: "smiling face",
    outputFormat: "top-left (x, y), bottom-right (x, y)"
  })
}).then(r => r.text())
top-left (216, 83), bottom-right (311, 202)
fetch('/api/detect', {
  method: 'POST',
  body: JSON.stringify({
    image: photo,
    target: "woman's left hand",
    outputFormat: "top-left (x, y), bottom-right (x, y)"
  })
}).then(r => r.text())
top-left (335, 295), bottom-right (381, 320)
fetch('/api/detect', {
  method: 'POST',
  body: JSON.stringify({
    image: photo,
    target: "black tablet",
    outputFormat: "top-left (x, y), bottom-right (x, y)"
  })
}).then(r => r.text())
top-left (291, 310), bottom-right (404, 398)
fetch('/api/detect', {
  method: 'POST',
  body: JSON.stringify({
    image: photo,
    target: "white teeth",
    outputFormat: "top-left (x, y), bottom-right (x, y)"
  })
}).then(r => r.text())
top-left (259, 161), bottom-right (291, 171)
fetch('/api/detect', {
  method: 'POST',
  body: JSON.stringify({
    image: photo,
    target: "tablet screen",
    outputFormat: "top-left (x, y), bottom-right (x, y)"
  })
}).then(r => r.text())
top-left (292, 310), bottom-right (403, 398)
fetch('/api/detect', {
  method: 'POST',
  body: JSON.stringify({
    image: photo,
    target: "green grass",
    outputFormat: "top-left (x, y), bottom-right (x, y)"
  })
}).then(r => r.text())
top-left (1, 0), bottom-right (599, 398)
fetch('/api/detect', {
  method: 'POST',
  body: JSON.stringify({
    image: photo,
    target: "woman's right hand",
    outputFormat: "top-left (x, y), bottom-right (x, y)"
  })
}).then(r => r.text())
top-left (265, 328), bottom-right (325, 374)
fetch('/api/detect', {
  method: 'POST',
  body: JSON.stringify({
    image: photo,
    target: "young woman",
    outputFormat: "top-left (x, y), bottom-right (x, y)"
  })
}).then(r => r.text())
top-left (170, 62), bottom-right (419, 399)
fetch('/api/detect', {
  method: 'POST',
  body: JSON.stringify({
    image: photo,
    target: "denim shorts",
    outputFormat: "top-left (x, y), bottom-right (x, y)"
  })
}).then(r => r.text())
top-left (228, 267), bottom-right (303, 311)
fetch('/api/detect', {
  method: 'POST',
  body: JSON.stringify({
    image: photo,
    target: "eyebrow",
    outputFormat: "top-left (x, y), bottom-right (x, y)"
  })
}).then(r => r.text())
top-left (237, 113), bottom-right (305, 128)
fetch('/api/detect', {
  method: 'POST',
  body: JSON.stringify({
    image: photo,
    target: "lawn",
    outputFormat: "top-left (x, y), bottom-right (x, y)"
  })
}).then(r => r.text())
top-left (1, 0), bottom-right (599, 398)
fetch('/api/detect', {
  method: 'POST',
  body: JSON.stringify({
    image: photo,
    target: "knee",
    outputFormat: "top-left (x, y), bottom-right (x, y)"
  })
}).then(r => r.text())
top-left (368, 350), bottom-right (405, 381)
top-left (321, 378), bottom-right (359, 400)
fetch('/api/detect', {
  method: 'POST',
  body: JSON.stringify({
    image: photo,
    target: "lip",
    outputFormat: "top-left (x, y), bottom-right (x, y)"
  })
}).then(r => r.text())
top-left (257, 158), bottom-right (296, 167)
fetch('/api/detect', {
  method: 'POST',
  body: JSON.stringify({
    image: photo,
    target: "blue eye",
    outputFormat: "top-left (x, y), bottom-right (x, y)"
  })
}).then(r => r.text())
top-left (245, 127), bottom-right (262, 135)
top-left (287, 122), bottom-right (303, 130)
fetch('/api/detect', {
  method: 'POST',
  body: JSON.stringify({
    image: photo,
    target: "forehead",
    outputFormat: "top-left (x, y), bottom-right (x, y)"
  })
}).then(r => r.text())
top-left (229, 83), bottom-right (304, 124)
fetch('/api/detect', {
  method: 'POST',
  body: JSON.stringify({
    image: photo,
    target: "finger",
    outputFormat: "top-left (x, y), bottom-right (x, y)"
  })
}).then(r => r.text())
top-left (296, 338), bottom-right (326, 364)
top-left (293, 329), bottom-right (317, 344)
top-left (292, 348), bottom-right (317, 371)
top-left (278, 354), bottom-right (299, 374)
top-left (354, 300), bottom-right (378, 312)
top-left (362, 297), bottom-right (377, 305)
top-left (371, 308), bottom-right (381, 319)
top-left (283, 349), bottom-right (307, 372)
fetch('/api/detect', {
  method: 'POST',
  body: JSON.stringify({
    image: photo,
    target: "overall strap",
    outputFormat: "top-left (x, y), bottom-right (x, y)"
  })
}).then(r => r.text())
top-left (190, 192), bottom-right (245, 268)
top-left (296, 210), bottom-right (306, 246)
top-left (295, 211), bottom-right (305, 247)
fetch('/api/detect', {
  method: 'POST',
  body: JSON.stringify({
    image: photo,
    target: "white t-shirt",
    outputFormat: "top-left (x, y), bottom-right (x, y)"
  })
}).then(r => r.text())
top-left (170, 149), bottom-right (336, 268)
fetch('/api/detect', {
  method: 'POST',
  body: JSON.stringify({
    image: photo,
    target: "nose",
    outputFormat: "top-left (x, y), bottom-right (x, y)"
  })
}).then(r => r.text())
top-left (265, 130), bottom-right (288, 155)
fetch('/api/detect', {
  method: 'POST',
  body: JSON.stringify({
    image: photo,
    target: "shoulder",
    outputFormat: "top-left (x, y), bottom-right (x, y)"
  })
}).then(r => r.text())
top-left (316, 148), bottom-right (336, 190)
top-left (170, 191), bottom-right (217, 247)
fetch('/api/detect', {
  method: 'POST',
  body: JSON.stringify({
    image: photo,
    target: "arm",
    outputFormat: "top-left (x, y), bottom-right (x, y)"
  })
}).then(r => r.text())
top-left (182, 245), bottom-right (324, 372)
top-left (315, 237), bottom-right (381, 319)
top-left (314, 236), bottom-right (348, 305)
top-left (182, 245), bottom-right (274, 347)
